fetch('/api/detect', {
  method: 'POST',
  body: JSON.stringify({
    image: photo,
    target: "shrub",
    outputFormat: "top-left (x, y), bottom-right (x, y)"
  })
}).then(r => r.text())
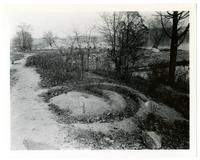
top-left (139, 113), bottom-right (189, 149)
top-left (26, 52), bottom-right (80, 87)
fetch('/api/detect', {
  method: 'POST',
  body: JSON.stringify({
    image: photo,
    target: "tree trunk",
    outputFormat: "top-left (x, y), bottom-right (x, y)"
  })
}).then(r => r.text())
top-left (152, 40), bottom-right (160, 49)
top-left (115, 57), bottom-right (121, 78)
top-left (113, 12), bottom-right (116, 60)
top-left (21, 31), bottom-right (26, 51)
top-left (152, 43), bottom-right (158, 49)
top-left (168, 11), bottom-right (178, 86)
top-left (81, 50), bottom-right (84, 80)
top-left (27, 40), bottom-right (32, 50)
top-left (87, 48), bottom-right (90, 70)
top-left (116, 65), bottom-right (121, 79)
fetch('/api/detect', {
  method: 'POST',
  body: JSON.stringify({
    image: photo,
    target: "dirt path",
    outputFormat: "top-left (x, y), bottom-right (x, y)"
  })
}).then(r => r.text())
top-left (11, 54), bottom-right (81, 150)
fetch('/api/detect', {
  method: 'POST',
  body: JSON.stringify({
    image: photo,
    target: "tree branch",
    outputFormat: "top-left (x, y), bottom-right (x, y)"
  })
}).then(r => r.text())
top-left (177, 31), bottom-right (187, 47)
top-left (178, 23), bottom-right (189, 39)
top-left (166, 11), bottom-right (174, 17)
top-left (159, 14), bottom-right (172, 38)
top-left (179, 11), bottom-right (189, 20)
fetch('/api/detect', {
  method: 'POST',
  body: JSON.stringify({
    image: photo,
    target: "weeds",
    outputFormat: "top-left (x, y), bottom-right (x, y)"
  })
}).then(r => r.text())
top-left (25, 52), bottom-right (80, 87)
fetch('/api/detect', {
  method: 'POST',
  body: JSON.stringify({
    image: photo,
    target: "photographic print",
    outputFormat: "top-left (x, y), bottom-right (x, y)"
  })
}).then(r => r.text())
top-left (9, 6), bottom-right (192, 150)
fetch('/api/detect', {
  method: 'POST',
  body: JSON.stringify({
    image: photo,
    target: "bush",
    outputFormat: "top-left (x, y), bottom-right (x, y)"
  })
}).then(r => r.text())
top-left (148, 65), bottom-right (189, 94)
top-left (139, 113), bottom-right (189, 149)
top-left (174, 66), bottom-right (189, 93)
top-left (154, 84), bottom-right (189, 119)
top-left (26, 52), bottom-right (80, 87)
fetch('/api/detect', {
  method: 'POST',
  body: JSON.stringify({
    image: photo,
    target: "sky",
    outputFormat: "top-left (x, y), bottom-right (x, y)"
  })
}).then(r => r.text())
top-left (5, 7), bottom-right (155, 39)
top-left (9, 11), bottom-right (102, 38)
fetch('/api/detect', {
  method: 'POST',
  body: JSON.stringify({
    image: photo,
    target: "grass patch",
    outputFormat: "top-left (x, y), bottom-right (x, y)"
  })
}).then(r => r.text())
top-left (74, 129), bottom-right (145, 149)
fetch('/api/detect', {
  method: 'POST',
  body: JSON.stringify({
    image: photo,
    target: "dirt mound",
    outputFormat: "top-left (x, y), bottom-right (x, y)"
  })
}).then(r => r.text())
top-left (50, 90), bottom-right (126, 117)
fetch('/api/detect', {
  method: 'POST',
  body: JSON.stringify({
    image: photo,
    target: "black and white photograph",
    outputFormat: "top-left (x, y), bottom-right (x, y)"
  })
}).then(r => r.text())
top-left (8, 9), bottom-right (193, 151)
top-left (0, 2), bottom-right (197, 157)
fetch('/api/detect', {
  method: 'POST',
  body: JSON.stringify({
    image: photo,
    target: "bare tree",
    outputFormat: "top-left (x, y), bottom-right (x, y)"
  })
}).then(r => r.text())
top-left (99, 12), bottom-right (122, 69)
top-left (42, 31), bottom-right (65, 54)
top-left (147, 15), bottom-right (168, 49)
top-left (12, 23), bottom-right (33, 51)
top-left (43, 31), bottom-right (57, 47)
top-left (158, 11), bottom-right (189, 86)
top-left (83, 26), bottom-right (96, 70)
top-left (66, 35), bottom-right (80, 71)
top-left (68, 36), bottom-right (76, 55)
top-left (99, 12), bottom-right (148, 80)
top-left (73, 30), bottom-right (85, 80)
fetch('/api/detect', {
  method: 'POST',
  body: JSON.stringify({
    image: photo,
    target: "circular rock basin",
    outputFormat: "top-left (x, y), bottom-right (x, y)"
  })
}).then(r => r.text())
top-left (49, 90), bottom-right (126, 116)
